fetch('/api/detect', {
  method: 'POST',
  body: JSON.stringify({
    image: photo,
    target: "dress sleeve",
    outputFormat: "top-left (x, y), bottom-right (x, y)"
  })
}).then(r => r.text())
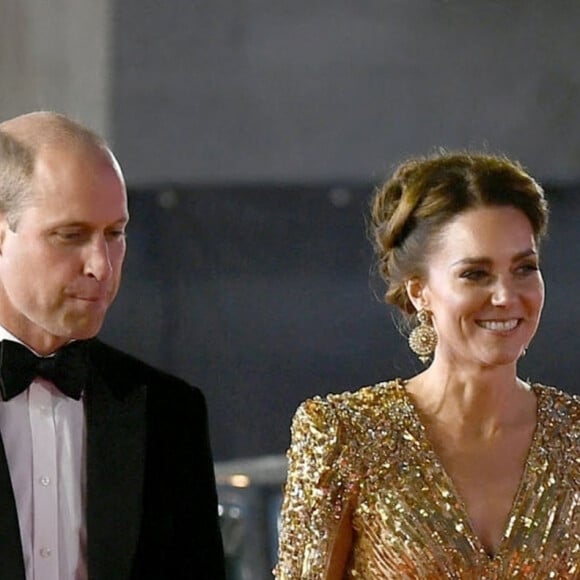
top-left (274, 397), bottom-right (357, 579)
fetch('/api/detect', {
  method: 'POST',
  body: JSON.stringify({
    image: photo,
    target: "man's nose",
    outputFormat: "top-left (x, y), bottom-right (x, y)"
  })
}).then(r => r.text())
top-left (84, 236), bottom-right (113, 281)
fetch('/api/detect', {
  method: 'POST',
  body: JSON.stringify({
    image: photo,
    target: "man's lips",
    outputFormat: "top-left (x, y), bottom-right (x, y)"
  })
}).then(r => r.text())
top-left (68, 293), bottom-right (107, 303)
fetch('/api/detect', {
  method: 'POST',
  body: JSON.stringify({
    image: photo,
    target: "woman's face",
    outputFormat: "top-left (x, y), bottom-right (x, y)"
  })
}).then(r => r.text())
top-left (415, 205), bottom-right (545, 369)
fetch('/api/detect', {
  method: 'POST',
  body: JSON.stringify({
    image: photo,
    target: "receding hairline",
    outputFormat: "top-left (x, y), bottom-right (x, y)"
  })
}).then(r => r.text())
top-left (0, 111), bottom-right (107, 154)
top-left (0, 111), bottom-right (124, 187)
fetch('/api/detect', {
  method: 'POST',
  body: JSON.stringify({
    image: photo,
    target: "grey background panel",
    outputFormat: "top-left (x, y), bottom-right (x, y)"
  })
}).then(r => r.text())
top-left (112, 1), bottom-right (580, 184)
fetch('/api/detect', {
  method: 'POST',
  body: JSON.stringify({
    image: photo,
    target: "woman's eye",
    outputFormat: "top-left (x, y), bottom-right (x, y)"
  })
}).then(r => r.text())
top-left (460, 270), bottom-right (488, 281)
top-left (516, 263), bottom-right (539, 275)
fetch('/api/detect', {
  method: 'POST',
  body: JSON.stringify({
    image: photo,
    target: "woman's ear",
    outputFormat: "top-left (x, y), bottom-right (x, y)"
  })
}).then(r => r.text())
top-left (405, 278), bottom-right (428, 312)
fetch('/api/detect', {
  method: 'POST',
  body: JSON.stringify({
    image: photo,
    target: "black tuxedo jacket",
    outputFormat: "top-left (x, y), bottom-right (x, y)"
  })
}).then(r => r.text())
top-left (0, 339), bottom-right (226, 580)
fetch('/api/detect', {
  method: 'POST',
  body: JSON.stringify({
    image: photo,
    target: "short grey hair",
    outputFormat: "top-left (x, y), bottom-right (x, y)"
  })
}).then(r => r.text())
top-left (0, 111), bottom-right (111, 230)
top-left (0, 130), bottom-right (34, 229)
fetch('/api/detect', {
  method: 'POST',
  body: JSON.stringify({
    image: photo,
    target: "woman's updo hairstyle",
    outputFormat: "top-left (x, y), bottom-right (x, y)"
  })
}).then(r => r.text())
top-left (370, 152), bottom-right (549, 315)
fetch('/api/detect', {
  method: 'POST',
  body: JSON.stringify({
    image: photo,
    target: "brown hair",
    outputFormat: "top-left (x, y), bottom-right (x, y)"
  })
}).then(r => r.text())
top-left (370, 152), bottom-right (549, 315)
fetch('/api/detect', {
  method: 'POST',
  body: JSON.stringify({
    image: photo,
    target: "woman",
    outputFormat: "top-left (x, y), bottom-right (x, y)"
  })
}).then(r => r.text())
top-left (275, 153), bottom-right (579, 579)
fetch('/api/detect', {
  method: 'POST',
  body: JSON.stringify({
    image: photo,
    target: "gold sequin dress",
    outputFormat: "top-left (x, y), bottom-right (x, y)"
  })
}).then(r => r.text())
top-left (275, 380), bottom-right (580, 579)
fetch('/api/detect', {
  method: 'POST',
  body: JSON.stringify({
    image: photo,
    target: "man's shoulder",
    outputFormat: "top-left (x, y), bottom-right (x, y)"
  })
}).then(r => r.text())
top-left (87, 338), bottom-right (203, 402)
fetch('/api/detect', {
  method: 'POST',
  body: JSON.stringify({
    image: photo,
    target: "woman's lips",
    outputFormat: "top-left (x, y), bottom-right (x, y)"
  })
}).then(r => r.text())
top-left (475, 319), bottom-right (520, 331)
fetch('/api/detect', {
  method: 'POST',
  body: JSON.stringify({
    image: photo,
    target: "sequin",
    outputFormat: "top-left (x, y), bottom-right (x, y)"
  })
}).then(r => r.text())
top-left (274, 380), bottom-right (580, 579)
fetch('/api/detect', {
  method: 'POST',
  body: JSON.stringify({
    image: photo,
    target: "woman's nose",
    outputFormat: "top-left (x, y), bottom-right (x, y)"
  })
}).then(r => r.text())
top-left (490, 277), bottom-right (516, 306)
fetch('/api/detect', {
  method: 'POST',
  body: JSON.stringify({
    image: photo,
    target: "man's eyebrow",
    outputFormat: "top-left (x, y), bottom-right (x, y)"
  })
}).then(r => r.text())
top-left (49, 217), bottom-right (129, 228)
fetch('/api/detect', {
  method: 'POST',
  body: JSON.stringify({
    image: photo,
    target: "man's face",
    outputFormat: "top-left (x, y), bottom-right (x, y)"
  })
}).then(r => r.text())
top-left (0, 143), bottom-right (129, 353)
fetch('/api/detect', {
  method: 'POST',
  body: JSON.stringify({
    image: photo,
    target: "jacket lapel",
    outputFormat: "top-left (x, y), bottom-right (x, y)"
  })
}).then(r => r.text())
top-left (85, 366), bottom-right (147, 580)
top-left (0, 434), bottom-right (26, 579)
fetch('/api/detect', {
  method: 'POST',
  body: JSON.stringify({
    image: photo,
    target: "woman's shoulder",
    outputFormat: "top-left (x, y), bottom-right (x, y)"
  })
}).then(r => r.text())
top-left (533, 384), bottom-right (580, 475)
top-left (302, 378), bottom-right (404, 408)
top-left (289, 379), bottom-right (405, 467)
top-left (533, 382), bottom-right (580, 439)
top-left (293, 378), bottom-right (408, 431)
top-left (533, 382), bottom-right (580, 413)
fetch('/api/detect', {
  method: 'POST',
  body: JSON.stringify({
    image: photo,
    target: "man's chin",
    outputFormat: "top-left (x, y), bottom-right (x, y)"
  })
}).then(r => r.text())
top-left (59, 318), bottom-right (105, 341)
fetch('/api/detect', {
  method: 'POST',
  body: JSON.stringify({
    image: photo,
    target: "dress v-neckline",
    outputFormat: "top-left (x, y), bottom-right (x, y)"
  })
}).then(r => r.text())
top-left (395, 378), bottom-right (543, 562)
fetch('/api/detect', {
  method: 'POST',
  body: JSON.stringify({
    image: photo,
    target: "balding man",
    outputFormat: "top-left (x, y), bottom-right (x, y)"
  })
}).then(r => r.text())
top-left (0, 112), bottom-right (225, 580)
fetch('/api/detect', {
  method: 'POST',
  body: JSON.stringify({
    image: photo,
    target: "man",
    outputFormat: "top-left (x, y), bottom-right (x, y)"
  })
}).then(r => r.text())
top-left (0, 112), bottom-right (225, 579)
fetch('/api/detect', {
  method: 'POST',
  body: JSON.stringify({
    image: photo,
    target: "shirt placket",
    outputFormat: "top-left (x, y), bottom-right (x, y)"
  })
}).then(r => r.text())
top-left (29, 381), bottom-right (59, 579)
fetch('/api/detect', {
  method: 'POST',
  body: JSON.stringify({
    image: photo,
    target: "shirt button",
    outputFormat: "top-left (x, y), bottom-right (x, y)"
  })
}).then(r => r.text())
top-left (39, 405), bottom-right (51, 416)
top-left (39, 476), bottom-right (51, 486)
top-left (39, 547), bottom-right (51, 558)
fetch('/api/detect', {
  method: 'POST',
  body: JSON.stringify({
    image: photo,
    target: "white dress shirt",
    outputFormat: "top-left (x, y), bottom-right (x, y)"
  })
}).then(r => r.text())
top-left (0, 327), bottom-right (87, 580)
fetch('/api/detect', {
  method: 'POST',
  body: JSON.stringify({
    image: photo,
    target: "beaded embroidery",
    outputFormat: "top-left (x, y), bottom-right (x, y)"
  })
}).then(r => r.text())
top-left (275, 380), bottom-right (580, 579)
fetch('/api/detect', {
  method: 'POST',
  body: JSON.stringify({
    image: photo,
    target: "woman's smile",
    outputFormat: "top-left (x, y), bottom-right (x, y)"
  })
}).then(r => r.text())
top-left (475, 319), bottom-right (520, 332)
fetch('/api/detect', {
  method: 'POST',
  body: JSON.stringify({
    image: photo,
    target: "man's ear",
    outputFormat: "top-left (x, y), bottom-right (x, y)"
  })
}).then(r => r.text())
top-left (405, 278), bottom-right (428, 312)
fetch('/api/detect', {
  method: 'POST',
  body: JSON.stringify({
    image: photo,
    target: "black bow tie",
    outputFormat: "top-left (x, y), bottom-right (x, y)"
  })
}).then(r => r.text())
top-left (0, 339), bottom-right (89, 401)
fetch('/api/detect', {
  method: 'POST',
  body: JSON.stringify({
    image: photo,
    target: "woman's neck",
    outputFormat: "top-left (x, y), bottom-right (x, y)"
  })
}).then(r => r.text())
top-left (405, 360), bottom-right (534, 437)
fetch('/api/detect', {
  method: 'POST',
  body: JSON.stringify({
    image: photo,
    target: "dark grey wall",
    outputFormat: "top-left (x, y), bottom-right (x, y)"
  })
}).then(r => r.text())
top-left (100, 185), bottom-right (580, 461)
top-left (113, 1), bottom-right (580, 184)
top-left (107, 2), bottom-right (580, 460)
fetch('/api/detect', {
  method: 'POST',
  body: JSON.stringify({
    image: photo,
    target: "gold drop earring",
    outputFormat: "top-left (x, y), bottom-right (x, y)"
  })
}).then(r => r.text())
top-left (408, 309), bottom-right (438, 364)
